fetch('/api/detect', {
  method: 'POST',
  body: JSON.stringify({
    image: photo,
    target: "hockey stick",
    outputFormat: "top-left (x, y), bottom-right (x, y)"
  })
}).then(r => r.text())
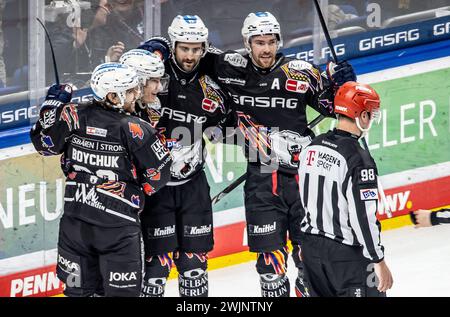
top-left (211, 114), bottom-right (325, 205)
top-left (312, 0), bottom-right (338, 63)
top-left (312, 0), bottom-right (393, 218)
top-left (37, 18), bottom-right (60, 85)
top-left (211, 173), bottom-right (246, 205)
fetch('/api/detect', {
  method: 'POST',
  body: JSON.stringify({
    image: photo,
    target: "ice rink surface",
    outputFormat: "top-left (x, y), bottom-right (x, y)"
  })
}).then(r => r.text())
top-left (165, 224), bottom-right (450, 297)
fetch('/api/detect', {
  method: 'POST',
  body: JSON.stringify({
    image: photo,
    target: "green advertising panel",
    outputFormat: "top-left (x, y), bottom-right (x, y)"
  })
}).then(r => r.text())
top-left (0, 154), bottom-right (63, 259)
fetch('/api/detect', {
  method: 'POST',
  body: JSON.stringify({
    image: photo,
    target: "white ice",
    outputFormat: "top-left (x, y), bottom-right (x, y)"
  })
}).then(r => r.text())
top-left (165, 224), bottom-right (450, 297)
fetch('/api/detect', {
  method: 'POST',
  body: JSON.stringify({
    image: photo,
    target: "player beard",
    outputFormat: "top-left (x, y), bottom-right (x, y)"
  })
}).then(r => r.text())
top-left (254, 53), bottom-right (275, 69)
top-left (180, 58), bottom-right (198, 72)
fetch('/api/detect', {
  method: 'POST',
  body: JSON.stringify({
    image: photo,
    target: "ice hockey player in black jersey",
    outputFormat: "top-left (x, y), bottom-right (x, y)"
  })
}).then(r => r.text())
top-left (30, 62), bottom-right (172, 297)
top-left (412, 208), bottom-right (450, 228)
top-left (132, 16), bottom-right (231, 297)
top-left (140, 11), bottom-right (356, 297)
top-left (298, 81), bottom-right (394, 297)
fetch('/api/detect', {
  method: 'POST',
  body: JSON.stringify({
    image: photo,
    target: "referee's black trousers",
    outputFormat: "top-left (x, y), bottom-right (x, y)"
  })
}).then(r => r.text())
top-left (300, 233), bottom-right (386, 297)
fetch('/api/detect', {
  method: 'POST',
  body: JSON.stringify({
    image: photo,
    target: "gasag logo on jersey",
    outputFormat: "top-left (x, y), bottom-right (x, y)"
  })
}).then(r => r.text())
top-left (285, 79), bottom-right (309, 93)
top-left (151, 139), bottom-right (169, 160)
top-left (86, 126), bottom-right (107, 137)
top-left (232, 95), bottom-right (298, 109)
top-left (360, 188), bottom-right (379, 201)
top-left (129, 122), bottom-right (144, 140)
top-left (148, 225), bottom-right (176, 238)
top-left (161, 107), bottom-right (207, 124)
top-left (248, 222), bottom-right (277, 236)
top-left (184, 225), bottom-right (212, 237)
top-left (224, 53), bottom-right (248, 68)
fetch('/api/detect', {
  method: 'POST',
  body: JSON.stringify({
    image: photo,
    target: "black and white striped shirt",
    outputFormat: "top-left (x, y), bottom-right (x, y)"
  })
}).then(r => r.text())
top-left (299, 129), bottom-right (384, 263)
top-left (431, 208), bottom-right (450, 225)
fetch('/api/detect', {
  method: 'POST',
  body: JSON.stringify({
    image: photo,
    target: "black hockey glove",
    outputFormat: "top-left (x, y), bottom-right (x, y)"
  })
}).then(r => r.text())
top-left (41, 84), bottom-right (73, 111)
top-left (327, 60), bottom-right (357, 87)
top-left (138, 37), bottom-right (172, 62)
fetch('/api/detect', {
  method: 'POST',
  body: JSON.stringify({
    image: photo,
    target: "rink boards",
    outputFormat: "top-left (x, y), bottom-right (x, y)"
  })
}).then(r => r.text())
top-left (0, 55), bottom-right (449, 297)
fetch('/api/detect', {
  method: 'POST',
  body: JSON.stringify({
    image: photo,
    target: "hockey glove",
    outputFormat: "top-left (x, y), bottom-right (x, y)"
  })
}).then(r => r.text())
top-left (138, 37), bottom-right (172, 62)
top-left (46, 84), bottom-right (73, 103)
top-left (327, 60), bottom-right (356, 87)
top-left (41, 84), bottom-right (73, 111)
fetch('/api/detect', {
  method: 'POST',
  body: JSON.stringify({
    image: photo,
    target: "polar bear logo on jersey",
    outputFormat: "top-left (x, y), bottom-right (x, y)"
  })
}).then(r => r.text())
top-left (269, 130), bottom-right (312, 168)
top-left (170, 140), bottom-right (203, 179)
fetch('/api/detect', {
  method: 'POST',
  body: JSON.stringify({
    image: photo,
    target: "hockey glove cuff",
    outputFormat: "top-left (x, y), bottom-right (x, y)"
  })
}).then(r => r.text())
top-left (42, 84), bottom-right (73, 111)
top-left (327, 60), bottom-right (357, 88)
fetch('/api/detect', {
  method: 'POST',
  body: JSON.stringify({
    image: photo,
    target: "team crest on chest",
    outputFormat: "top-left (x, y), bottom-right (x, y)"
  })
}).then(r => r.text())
top-left (199, 75), bottom-right (225, 114)
top-left (281, 62), bottom-right (310, 94)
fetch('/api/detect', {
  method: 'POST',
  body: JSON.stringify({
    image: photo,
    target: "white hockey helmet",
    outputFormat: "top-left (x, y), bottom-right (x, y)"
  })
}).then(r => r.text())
top-left (241, 11), bottom-right (283, 53)
top-left (168, 15), bottom-right (209, 55)
top-left (90, 62), bottom-right (140, 109)
top-left (119, 49), bottom-right (165, 85)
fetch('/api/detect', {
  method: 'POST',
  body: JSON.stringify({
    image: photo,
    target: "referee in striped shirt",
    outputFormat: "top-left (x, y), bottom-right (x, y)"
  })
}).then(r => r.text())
top-left (298, 81), bottom-right (393, 297)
